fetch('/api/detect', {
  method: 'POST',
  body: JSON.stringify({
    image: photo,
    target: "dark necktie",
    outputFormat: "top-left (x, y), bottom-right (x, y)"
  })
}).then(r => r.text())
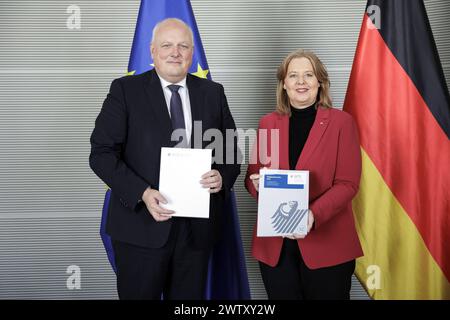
top-left (168, 84), bottom-right (185, 130)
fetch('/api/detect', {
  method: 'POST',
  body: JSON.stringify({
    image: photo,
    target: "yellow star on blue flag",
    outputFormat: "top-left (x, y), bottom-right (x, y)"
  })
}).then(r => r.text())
top-left (191, 63), bottom-right (209, 79)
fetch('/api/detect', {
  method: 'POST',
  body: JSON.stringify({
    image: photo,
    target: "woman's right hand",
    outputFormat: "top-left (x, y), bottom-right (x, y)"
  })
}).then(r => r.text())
top-left (249, 173), bottom-right (261, 192)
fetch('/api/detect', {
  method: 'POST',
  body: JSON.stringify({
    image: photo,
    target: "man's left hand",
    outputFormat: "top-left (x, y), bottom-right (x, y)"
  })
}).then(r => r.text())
top-left (200, 169), bottom-right (222, 193)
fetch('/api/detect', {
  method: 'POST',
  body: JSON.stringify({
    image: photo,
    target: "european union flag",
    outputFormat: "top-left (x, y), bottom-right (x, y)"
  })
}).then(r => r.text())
top-left (100, 0), bottom-right (250, 300)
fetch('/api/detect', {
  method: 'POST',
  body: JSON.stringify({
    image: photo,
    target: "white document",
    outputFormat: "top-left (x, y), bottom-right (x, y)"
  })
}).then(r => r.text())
top-left (159, 147), bottom-right (212, 218)
top-left (257, 168), bottom-right (309, 237)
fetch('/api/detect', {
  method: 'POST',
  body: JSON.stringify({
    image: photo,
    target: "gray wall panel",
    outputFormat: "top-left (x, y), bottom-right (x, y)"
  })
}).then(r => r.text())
top-left (0, 0), bottom-right (448, 299)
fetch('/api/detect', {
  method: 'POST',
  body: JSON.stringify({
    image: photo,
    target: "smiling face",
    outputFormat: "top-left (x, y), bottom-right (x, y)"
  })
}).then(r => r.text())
top-left (283, 57), bottom-right (320, 109)
top-left (151, 20), bottom-right (193, 83)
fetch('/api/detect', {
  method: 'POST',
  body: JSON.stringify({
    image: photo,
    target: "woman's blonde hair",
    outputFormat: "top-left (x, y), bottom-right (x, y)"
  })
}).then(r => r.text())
top-left (276, 49), bottom-right (332, 115)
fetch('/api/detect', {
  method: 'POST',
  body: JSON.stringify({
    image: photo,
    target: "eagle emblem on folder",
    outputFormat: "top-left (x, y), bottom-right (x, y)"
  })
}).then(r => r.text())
top-left (271, 201), bottom-right (308, 234)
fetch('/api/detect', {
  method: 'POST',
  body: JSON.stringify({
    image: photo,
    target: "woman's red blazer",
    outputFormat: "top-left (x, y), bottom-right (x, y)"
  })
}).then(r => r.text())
top-left (245, 107), bottom-right (364, 269)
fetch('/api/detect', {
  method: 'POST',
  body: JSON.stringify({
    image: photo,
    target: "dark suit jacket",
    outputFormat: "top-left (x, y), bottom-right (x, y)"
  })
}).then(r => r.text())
top-left (90, 69), bottom-right (240, 249)
top-left (245, 107), bottom-right (363, 269)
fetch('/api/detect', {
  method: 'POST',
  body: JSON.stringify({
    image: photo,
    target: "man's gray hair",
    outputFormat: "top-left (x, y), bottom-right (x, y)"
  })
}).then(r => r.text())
top-left (151, 18), bottom-right (194, 45)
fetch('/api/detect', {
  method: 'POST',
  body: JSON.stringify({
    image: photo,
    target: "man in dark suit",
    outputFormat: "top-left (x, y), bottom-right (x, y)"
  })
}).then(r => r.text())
top-left (89, 18), bottom-right (240, 300)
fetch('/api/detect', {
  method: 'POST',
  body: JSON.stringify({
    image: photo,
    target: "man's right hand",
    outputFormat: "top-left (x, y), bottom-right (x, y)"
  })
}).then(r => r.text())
top-left (141, 187), bottom-right (174, 222)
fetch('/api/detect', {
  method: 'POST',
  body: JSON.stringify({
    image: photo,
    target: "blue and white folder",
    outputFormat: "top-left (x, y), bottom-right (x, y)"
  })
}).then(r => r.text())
top-left (257, 169), bottom-right (309, 237)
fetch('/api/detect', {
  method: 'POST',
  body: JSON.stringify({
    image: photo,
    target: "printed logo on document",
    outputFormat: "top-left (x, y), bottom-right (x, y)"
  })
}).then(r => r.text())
top-left (271, 201), bottom-right (308, 234)
top-left (287, 173), bottom-right (304, 185)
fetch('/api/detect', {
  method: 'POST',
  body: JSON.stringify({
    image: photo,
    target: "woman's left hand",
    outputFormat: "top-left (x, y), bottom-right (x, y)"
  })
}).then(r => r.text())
top-left (285, 209), bottom-right (315, 240)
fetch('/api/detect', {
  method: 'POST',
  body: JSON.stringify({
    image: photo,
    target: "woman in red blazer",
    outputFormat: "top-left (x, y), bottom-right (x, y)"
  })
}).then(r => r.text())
top-left (245, 49), bottom-right (363, 299)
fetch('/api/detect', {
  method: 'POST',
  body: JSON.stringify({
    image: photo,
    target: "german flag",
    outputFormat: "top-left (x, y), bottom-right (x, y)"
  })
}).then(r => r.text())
top-left (344, 0), bottom-right (450, 299)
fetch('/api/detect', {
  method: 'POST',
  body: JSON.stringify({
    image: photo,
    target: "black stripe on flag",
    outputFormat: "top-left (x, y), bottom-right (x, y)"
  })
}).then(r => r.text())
top-left (366, 0), bottom-right (450, 138)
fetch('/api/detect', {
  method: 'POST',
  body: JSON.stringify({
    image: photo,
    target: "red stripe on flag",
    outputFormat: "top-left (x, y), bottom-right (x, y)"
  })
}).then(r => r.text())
top-left (345, 15), bottom-right (450, 280)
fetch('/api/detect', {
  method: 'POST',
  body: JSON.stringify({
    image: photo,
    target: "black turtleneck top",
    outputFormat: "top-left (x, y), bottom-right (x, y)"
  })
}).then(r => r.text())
top-left (289, 103), bottom-right (318, 170)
